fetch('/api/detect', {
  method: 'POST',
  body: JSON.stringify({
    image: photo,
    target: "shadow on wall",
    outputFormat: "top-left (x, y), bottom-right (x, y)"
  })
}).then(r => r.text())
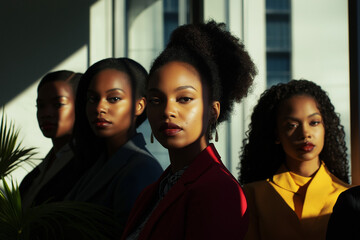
top-left (0, 0), bottom-right (96, 106)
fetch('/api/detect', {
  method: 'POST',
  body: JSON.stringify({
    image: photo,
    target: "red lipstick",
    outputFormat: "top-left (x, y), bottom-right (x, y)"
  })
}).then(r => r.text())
top-left (159, 122), bottom-right (182, 136)
top-left (93, 118), bottom-right (111, 128)
top-left (301, 142), bottom-right (315, 152)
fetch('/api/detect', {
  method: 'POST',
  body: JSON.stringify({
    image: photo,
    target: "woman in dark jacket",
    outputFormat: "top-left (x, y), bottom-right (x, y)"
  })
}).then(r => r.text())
top-left (20, 70), bottom-right (83, 208)
top-left (66, 58), bottom-right (163, 235)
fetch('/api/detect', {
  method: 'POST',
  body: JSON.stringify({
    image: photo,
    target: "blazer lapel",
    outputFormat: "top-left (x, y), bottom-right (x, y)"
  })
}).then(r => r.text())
top-left (138, 167), bottom-right (186, 239)
top-left (74, 134), bottom-right (145, 201)
top-left (138, 144), bottom-right (217, 239)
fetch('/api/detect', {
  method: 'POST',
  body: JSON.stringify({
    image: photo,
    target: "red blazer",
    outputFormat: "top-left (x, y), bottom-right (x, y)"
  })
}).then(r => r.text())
top-left (121, 144), bottom-right (248, 240)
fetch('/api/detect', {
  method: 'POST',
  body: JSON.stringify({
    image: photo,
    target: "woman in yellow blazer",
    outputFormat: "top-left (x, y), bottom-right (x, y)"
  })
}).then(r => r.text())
top-left (238, 80), bottom-right (350, 240)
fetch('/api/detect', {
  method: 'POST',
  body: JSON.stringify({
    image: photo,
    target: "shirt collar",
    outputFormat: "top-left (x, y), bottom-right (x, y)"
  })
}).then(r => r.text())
top-left (271, 161), bottom-right (327, 193)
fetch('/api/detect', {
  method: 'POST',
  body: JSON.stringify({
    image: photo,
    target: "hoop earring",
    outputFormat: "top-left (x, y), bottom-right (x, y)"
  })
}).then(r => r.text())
top-left (150, 132), bottom-right (154, 143)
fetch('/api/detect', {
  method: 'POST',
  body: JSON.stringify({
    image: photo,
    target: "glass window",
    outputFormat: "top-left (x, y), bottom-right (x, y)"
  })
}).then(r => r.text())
top-left (266, 0), bottom-right (290, 12)
top-left (164, 0), bottom-right (179, 45)
top-left (266, 0), bottom-right (291, 87)
top-left (267, 52), bottom-right (291, 86)
top-left (266, 15), bottom-right (290, 51)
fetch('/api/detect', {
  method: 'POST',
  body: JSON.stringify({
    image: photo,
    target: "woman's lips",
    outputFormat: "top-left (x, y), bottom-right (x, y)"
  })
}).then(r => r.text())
top-left (300, 142), bottom-right (315, 152)
top-left (159, 122), bottom-right (182, 136)
top-left (40, 122), bottom-right (56, 131)
top-left (93, 118), bottom-right (111, 128)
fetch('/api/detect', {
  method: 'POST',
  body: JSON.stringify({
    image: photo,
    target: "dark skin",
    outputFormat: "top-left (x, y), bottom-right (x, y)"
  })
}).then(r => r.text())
top-left (147, 61), bottom-right (220, 172)
top-left (36, 81), bottom-right (76, 154)
top-left (276, 95), bottom-right (324, 177)
top-left (86, 69), bottom-right (145, 158)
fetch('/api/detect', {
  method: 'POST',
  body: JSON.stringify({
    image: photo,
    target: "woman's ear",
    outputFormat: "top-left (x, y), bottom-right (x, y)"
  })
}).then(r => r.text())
top-left (211, 101), bottom-right (220, 121)
top-left (135, 97), bottom-right (146, 116)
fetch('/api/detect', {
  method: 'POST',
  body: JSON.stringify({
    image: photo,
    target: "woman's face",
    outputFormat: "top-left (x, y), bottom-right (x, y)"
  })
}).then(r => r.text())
top-left (147, 61), bottom-right (217, 150)
top-left (276, 95), bottom-right (325, 166)
top-left (36, 81), bottom-right (75, 139)
top-left (86, 68), bottom-right (141, 142)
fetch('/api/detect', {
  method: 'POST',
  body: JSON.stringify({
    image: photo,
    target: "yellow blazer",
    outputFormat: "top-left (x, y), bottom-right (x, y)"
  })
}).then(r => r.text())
top-left (243, 162), bottom-right (349, 240)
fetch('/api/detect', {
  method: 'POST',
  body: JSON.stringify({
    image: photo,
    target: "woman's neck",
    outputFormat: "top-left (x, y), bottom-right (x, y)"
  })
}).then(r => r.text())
top-left (285, 158), bottom-right (321, 177)
top-left (168, 137), bottom-right (209, 172)
top-left (106, 129), bottom-right (136, 158)
top-left (52, 135), bottom-right (71, 153)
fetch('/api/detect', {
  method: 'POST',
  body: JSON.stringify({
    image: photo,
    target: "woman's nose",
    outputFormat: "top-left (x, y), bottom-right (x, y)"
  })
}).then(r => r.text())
top-left (163, 100), bottom-right (176, 119)
top-left (299, 124), bottom-right (311, 140)
top-left (38, 105), bottom-right (55, 119)
top-left (95, 99), bottom-right (107, 115)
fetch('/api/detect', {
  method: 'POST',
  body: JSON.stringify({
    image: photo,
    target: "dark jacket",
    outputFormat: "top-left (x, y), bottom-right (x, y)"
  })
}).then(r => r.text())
top-left (66, 133), bottom-right (163, 234)
top-left (326, 185), bottom-right (360, 239)
top-left (20, 144), bottom-right (84, 207)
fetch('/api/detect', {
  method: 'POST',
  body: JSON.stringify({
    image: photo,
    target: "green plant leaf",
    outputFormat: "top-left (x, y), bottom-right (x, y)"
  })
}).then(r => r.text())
top-left (0, 110), bottom-right (38, 178)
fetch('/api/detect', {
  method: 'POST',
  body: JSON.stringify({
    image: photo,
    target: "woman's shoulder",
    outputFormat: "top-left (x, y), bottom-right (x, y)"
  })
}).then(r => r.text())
top-left (324, 165), bottom-right (351, 191)
top-left (243, 179), bottom-right (270, 189)
top-left (242, 179), bottom-right (272, 197)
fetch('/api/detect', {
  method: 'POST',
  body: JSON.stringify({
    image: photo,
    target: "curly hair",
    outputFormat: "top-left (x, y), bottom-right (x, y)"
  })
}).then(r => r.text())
top-left (238, 79), bottom-right (349, 185)
top-left (73, 58), bottom-right (148, 168)
top-left (148, 20), bottom-right (257, 129)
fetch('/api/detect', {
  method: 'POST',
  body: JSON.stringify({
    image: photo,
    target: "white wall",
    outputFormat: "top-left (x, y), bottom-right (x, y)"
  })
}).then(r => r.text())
top-left (292, 0), bottom-right (350, 159)
top-left (2, 0), bottom-right (117, 184)
top-left (204, 0), bottom-right (267, 176)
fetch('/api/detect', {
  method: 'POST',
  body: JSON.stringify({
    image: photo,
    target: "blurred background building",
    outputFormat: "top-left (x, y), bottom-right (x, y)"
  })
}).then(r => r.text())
top-left (1, 0), bottom-right (356, 183)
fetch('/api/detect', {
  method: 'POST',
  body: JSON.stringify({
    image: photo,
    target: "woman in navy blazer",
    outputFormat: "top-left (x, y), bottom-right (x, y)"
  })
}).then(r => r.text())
top-left (121, 20), bottom-right (257, 240)
top-left (66, 58), bottom-right (163, 235)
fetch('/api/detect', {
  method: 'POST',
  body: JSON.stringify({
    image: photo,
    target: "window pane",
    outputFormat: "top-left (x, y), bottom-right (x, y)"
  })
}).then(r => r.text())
top-left (267, 53), bottom-right (290, 86)
top-left (266, 15), bottom-right (290, 51)
top-left (266, 0), bottom-right (290, 11)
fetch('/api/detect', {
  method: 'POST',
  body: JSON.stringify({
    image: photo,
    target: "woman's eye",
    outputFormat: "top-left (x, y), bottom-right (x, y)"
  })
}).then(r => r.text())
top-left (310, 120), bottom-right (321, 126)
top-left (108, 97), bottom-right (121, 103)
top-left (54, 102), bottom-right (65, 108)
top-left (149, 98), bottom-right (161, 105)
top-left (287, 123), bottom-right (298, 129)
top-left (87, 95), bottom-right (97, 104)
top-left (178, 97), bottom-right (193, 103)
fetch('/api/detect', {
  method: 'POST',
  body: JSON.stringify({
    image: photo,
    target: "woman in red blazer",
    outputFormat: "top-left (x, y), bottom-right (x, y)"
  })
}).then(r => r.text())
top-left (121, 20), bottom-right (257, 240)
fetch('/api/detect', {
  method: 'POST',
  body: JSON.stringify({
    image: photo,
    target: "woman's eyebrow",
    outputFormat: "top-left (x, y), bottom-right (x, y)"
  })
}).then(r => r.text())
top-left (284, 112), bottom-right (321, 121)
top-left (175, 85), bottom-right (197, 92)
top-left (147, 85), bottom-right (197, 93)
top-left (87, 88), bottom-right (125, 94)
top-left (37, 96), bottom-right (69, 102)
top-left (106, 88), bottom-right (125, 93)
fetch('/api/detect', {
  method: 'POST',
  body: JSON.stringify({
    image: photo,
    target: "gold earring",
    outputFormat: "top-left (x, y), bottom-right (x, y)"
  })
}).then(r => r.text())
top-left (150, 132), bottom-right (154, 143)
top-left (215, 128), bottom-right (218, 142)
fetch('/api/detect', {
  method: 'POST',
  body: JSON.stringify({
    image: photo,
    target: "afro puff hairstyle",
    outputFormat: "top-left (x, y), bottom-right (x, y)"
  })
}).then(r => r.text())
top-left (238, 79), bottom-right (349, 185)
top-left (148, 20), bottom-right (257, 130)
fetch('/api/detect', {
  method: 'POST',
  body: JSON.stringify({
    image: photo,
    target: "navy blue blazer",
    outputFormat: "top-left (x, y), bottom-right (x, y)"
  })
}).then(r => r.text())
top-left (66, 133), bottom-right (163, 234)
